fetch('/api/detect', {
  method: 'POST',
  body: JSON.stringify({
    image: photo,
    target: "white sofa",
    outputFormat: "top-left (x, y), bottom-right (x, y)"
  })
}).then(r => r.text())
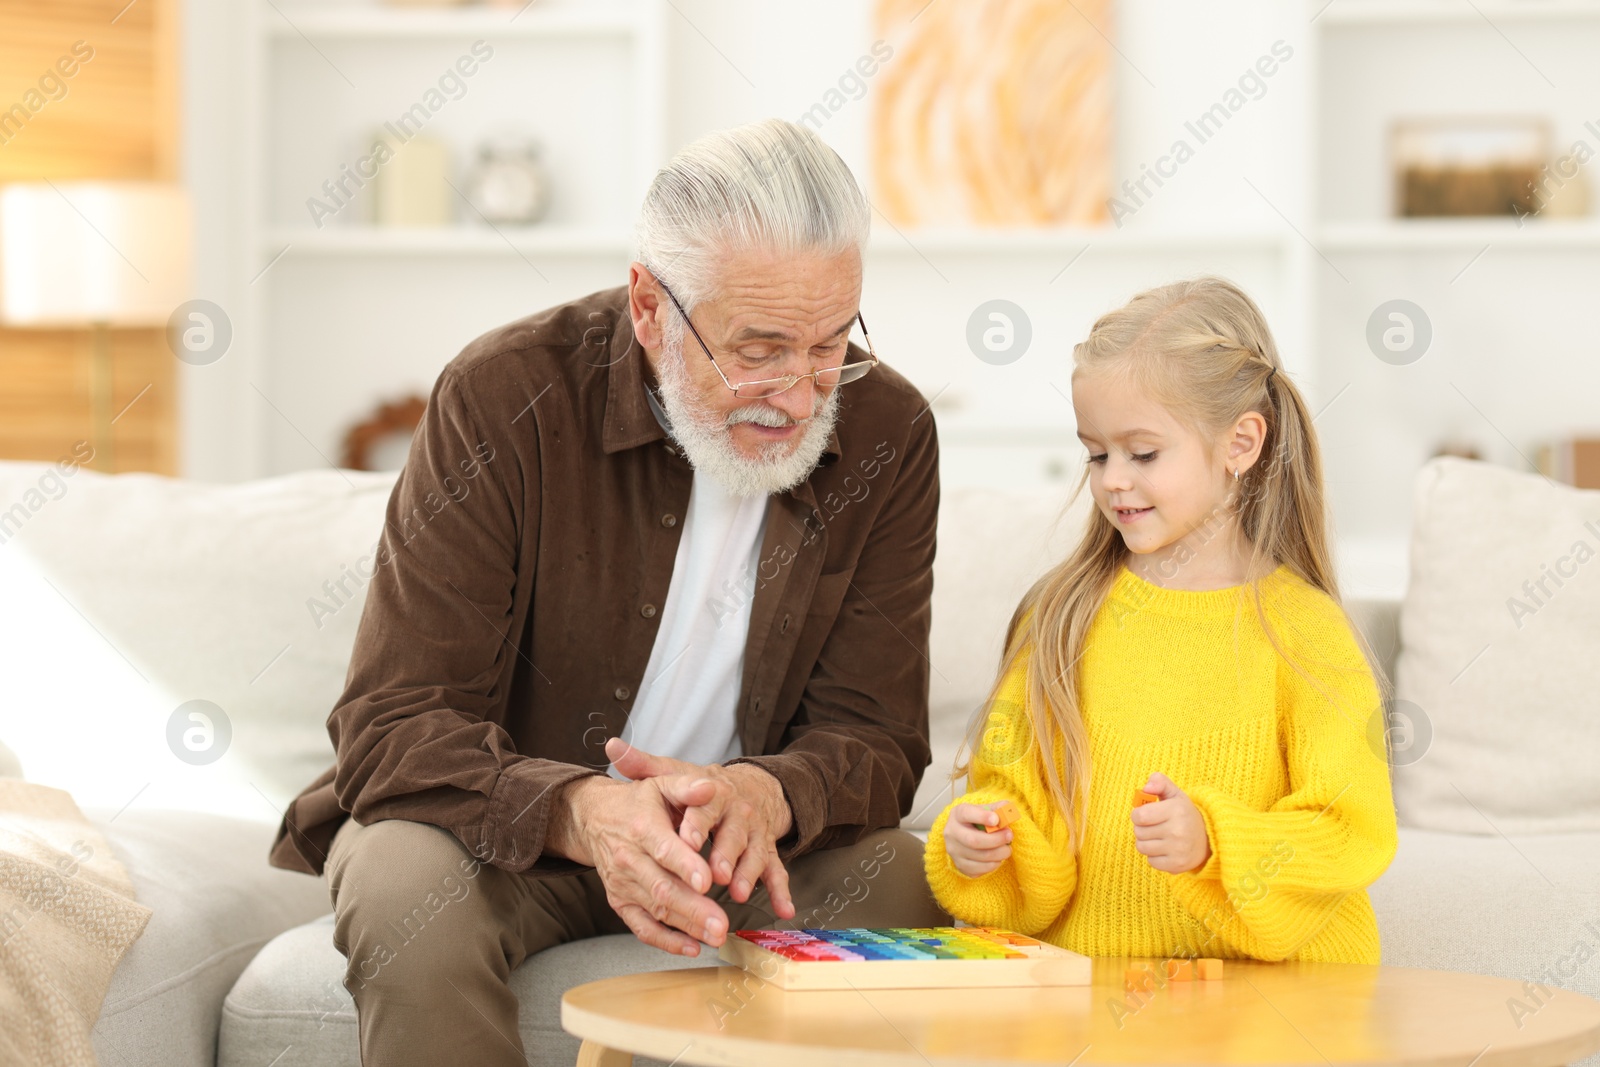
top-left (0, 454), bottom-right (1594, 1067)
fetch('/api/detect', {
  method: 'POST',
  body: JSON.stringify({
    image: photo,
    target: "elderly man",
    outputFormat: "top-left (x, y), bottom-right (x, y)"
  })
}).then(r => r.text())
top-left (268, 118), bottom-right (949, 1064)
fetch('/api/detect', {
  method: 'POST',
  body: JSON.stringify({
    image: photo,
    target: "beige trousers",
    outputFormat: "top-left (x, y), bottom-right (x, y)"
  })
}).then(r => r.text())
top-left (325, 814), bottom-right (949, 1066)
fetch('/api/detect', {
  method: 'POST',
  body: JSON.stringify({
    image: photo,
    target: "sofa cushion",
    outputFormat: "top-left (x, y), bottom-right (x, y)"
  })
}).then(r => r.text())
top-left (219, 917), bottom-right (717, 1067)
top-left (89, 809), bottom-right (332, 1067)
top-left (0, 456), bottom-right (1088, 836)
top-left (0, 460), bottom-right (395, 820)
top-left (1371, 824), bottom-right (1600, 1067)
top-left (0, 736), bottom-right (20, 779)
top-left (1393, 457), bottom-right (1600, 833)
top-left (913, 486), bottom-right (1089, 829)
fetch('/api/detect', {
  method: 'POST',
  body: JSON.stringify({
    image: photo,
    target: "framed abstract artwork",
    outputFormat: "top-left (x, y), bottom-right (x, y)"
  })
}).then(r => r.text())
top-left (872, 0), bottom-right (1113, 227)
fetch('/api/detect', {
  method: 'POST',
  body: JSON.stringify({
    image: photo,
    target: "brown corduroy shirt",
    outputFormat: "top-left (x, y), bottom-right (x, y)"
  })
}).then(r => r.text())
top-left (268, 284), bottom-right (940, 878)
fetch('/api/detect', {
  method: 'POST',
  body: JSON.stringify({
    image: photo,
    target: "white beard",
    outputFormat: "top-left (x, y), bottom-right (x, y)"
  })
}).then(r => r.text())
top-left (652, 334), bottom-right (841, 498)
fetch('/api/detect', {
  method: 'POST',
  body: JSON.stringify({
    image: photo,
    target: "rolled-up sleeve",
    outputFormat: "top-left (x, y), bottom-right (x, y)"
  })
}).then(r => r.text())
top-left (327, 369), bottom-right (602, 875)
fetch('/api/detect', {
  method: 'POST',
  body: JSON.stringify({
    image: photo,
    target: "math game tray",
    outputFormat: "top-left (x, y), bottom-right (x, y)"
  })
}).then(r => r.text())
top-left (717, 926), bottom-right (1093, 991)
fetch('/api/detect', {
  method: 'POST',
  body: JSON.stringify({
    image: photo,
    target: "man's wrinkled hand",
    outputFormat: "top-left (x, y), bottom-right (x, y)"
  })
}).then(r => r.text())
top-left (549, 772), bottom-right (725, 957)
top-left (606, 738), bottom-right (795, 919)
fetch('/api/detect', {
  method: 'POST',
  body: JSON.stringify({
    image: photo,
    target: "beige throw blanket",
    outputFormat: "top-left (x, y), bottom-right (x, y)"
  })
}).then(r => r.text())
top-left (0, 780), bottom-right (151, 1066)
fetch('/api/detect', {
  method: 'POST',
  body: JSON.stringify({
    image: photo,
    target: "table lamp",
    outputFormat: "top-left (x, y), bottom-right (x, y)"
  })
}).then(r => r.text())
top-left (0, 182), bottom-right (192, 472)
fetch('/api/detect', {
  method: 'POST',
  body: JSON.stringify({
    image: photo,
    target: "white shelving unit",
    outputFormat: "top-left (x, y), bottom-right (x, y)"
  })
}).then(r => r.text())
top-left (863, 226), bottom-right (1292, 255)
top-left (238, 0), bottom-right (668, 478)
top-left (259, 225), bottom-right (636, 256)
top-left (257, 6), bottom-right (642, 38)
top-left (1305, 0), bottom-right (1600, 596)
top-left (1318, 0), bottom-right (1600, 25)
top-left (258, 224), bottom-right (1290, 259)
top-left (234, 0), bottom-right (1311, 498)
top-left (202, 0), bottom-right (1598, 599)
top-left (1319, 219), bottom-right (1600, 250)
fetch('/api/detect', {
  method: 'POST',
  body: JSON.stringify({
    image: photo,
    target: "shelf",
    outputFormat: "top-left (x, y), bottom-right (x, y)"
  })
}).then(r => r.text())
top-left (865, 226), bottom-right (1290, 255)
top-left (1319, 218), bottom-right (1600, 250)
top-left (259, 225), bottom-right (635, 256)
top-left (261, 4), bottom-right (639, 40)
top-left (1318, 0), bottom-right (1600, 25)
top-left (257, 226), bottom-right (1294, 259)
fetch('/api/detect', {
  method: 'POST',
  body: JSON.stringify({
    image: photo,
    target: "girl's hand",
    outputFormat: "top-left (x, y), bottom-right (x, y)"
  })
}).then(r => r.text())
top-left (943, 801), bottom-right (1014, 878)
top-left (1132, 772), bottom-right (1213, 874)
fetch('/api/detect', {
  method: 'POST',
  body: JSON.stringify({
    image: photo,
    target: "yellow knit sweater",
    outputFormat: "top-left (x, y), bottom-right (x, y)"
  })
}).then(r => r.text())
top-left (925, 563), bottom-right (1398, 964)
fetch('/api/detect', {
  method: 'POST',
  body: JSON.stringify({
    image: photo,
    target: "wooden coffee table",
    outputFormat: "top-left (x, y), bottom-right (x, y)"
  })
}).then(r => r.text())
top-left (562, 955), bottom-right (1600, 1066)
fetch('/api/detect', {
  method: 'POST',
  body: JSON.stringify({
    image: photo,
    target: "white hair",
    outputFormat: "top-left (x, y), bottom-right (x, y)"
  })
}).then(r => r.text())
top-left (634, 118), bottom-right (871, 326)
top-left (634, 119), bottom-right (864, 497)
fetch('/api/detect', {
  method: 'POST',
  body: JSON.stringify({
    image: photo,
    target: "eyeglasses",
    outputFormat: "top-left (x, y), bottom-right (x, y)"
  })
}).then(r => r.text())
top-left (658, 280), bottom-right (878, 400)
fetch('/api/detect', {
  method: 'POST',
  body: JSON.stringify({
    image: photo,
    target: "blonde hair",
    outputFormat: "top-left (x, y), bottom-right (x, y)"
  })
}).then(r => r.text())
top-left (955, 276), bottom-right (1393, 856)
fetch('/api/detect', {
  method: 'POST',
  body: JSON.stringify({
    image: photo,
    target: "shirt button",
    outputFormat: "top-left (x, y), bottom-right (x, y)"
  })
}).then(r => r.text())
top-left (661, 513), bottom-right (677, 528)
top-left (614, 685), bottom-right (630, 700)
top-left (641, 603), bottom-right (657, 618)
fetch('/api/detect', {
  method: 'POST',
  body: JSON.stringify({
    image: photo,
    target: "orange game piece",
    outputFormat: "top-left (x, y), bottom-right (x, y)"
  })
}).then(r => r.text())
top-left (1196, 958), bottom-right (1224, 980)
top-left (1124, 966), bottom-right (1157, 993)
top-left (984, 799), bottom-right (1021, 834)
top-left (1164, 959), bottom-right (1195, 980)
top-left (1133, 789), bottom-right (1160, 807)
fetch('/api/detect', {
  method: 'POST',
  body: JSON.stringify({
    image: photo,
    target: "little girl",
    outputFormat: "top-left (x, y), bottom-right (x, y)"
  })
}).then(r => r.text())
top-left (926, 276), bottom-right (1399, 965)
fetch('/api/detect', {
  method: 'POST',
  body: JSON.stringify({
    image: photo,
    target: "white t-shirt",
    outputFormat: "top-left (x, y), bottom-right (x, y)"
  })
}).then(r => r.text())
top-left (608, 391), bottom-right (768, 776)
